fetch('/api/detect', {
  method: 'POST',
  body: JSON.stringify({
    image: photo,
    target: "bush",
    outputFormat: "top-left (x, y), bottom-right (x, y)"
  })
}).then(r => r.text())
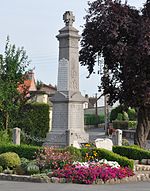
top-left (0, 130), bottom-right (12, 144)
top-left (110, 105), bottom-right (124, 122)
top-left (27, 164), bottom-right (40, 175)
top-left (0, 152), bottom-right (21, 169)
top-left (112, 120), bottom-right (128, 129)
top-left (127, 108), bottom-right (137, 121)
top-left (35, 147), bottom-right (74, 170)
top-left (84, 114), bottom-right (105, 125)
top-left (0, 166), bottom-right (3, 173)
top-left (113, 146), bottom-right (150, 161)
top-left (14, 165), bottom-right (26, 175)
top-left (122, 112), bottom-right (129, 121)
top-left (0, 144), bottom-right (41, 160)
top-left (17, 103), bottom-right (50, 145)
top-left (64, 146), bottom-right (82, 161)
top-left (80, 148), bottom-right (134, 169)
top-left (116, 113), bottom-right (123, 120)
top-left (122, 139), bottom-right (130, 146)
top-left (128, 121), bottom-right (137, 129)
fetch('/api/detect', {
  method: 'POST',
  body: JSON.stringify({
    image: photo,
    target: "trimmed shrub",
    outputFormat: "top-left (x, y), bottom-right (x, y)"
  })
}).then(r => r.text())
top-left (84, 114), bottom-right (105, 125)
top-left (0, 152), bottom-right (21, 169)
top-left (17, 103), bottom-right (50, 145)
top-left (128, 121), bottom-right (137, 129)
top-left (110, 105), bottom-right (124, 122)
top-left (113, 146), bottom-right (150, 161)
top-left (127, 108), bottom-right (137, 121)
top-left (112, 120), bottom-right (128, 129)
top-left (80, 148), bottom-right (134, 169)
top-left (64, 146), bottom-right (82, 161)
top-left (0, 144), bottom-right (41, 160)
top-left (116, 113), bottom-right (123, 120)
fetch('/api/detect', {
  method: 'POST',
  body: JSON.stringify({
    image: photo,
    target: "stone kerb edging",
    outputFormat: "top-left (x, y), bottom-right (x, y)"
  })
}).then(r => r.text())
top-left (0, 173), bottom-right (50, 183)
top-left (0, 173), bottom-right (150, 184)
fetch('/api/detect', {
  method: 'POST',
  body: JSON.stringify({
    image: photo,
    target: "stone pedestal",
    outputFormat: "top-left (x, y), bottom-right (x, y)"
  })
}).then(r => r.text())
top-left (44, 11), bottom-right (89, 147)
top-left (112, 129), bottom-right (122, 146)
top-left (13, 127), bottom-right (20, 145)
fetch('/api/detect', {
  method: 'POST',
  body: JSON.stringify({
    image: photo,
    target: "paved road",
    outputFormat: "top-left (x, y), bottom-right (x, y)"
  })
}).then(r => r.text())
top-left (0, 180), bottom-right (150, 191)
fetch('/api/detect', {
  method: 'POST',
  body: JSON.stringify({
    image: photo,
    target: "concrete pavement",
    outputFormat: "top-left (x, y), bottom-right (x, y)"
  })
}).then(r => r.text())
top-left (0, 180), bottom-right (150, 191)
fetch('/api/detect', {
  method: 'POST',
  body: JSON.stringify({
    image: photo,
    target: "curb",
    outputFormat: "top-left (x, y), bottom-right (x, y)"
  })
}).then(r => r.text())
top-left (0, 173), bottom-right (150, 184)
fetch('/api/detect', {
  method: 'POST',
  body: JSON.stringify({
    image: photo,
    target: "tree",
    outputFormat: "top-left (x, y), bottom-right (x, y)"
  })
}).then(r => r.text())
top-left (0, 37), bottom-right (30, 130)
top-left (36, 80), bottom-right (43, 90)
top-left (79, 0), bottom-right (150, 147)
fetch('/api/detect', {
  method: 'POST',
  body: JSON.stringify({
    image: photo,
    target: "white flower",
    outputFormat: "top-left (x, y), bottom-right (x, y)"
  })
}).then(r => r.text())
top-left (73, 159), bottom-right (120, 169)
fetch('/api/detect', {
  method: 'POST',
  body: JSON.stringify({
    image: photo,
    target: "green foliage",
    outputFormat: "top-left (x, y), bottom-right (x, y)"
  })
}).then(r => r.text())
top-left (128, 121), bottom-right (137, 129)
top-left (20, 157), bottom-right (30, 173)
top-left (0, 144), bottom-right (41, 160)
top-left (79, 0), bottom-right (150, 147)
top-left (112, 120), bottom-right (128, 129)
top-left (0, 37), bottom-right (30, 130)
top-left (18, 103), bottom-right (50, 145)
top-left (14, 157), bottom-right (31, 175)
top-left (27, 164), bottom-right (40, 175)
top-left (3, 168), bottom-right (13, 174)
top-left (84, 114), bottom-right (105, 125)
top-left (80, 148), bottom-right (134, 169)
top-left (127, 108), bottom-right (137, 121)
top-left (14, 165), bottom-right (26, 175)
top-left (110, 105), bottom-right (124, 122)
top-left (0, 165), bottom-right (3, 173)
top-left (113, 146), bottom-right (150, 161)
top-left (116, 113), bottom-right (123, 120)
top-left (0, 152), bottom-right (21, 169)
top-left (122, 139), bottom-right (130, 146)
top-left (64, 146), bottom-right (82, 161)
top-left (122, 112), bottom-right (129, 121)
top-left (0, 130), bottom-right (12, 144)
top-left (36, 80), bottom-right (43, 90)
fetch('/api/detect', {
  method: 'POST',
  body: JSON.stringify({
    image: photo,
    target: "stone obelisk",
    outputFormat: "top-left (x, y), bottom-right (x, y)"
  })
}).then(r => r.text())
top-left (44, 11), bottom-right (89, 147)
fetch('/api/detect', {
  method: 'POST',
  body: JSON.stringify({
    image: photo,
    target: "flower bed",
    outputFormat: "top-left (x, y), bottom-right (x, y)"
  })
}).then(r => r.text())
top-left (51, 160), bottom-right (134, 184)
top-left (0, 146), bottom-right (135, 185)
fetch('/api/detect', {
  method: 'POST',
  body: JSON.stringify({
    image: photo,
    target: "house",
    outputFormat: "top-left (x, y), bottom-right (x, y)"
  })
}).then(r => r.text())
top-left (17, 70), bottom-right (37, 98)
top-left (38, 83), bottom-right (57, 96)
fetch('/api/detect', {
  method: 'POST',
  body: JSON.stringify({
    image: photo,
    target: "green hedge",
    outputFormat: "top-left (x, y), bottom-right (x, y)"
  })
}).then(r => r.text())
top-left (84, 114), bottom-right (105, 125)
top-left (128, 121), bottom-right (137, 129)
top-left (127, 108), bottom-right (137, 121)
top-left (113, 145), bottom-right (150, 161)
top-left (0, 144), bottom-right (41, 160)
top-left (80, 148), bottom-right (134, 169)
top-left (112, 120), bottom-right (128, 129)
top-left (18, 103), bottom-right (50, 145)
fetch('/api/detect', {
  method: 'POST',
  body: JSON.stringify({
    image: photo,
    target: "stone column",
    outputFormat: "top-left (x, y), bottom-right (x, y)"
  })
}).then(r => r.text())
top-left (112, 129), bottom-right (122, 146)
top-left (116, 129), bottom-right (122, 146)
top-left (44, 11), bottom-right (89, 147)
top-left (13, 127), bottom-right (20, 145)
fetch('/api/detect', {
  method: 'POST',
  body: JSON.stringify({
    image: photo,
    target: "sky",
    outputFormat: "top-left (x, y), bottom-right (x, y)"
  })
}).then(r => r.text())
top-left (0, 0), bottom-right (146, 102)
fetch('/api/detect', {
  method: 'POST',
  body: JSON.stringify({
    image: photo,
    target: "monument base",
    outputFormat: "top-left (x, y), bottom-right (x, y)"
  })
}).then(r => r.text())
top-left (44, 129), bottom-right (89, 147)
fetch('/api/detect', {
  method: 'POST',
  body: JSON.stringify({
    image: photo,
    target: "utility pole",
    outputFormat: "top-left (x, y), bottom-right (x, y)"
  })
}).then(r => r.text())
top-left (104, 94), bottom-right (109, 134)
top-left (95, 93), bottom-right (99, 128)
top-left (103, 62), bottom-right (109, 134)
